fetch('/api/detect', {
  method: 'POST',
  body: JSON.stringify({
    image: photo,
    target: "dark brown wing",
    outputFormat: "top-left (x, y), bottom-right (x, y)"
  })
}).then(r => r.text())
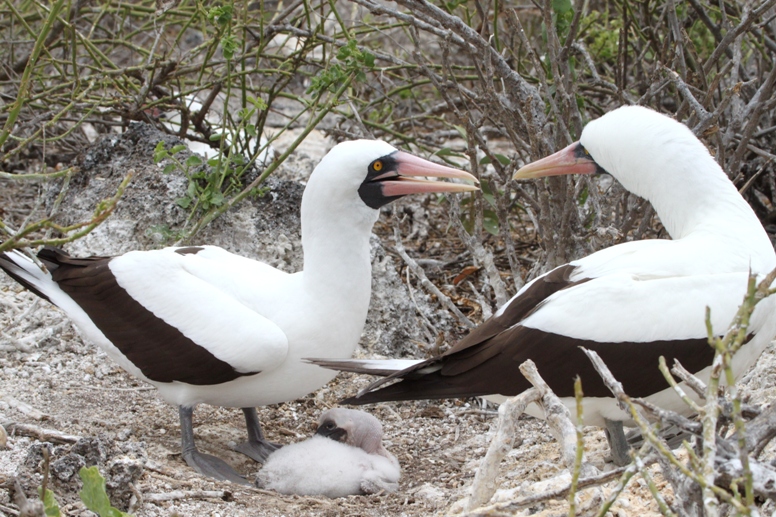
top-left (344, 263), bottom-right (715, 404)
top-left (37, 247), bottom-right (260, 386)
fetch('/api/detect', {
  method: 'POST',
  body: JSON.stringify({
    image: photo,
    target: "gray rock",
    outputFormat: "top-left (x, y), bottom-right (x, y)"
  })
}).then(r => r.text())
top-left (23, 442), bottom-right (53, 470)
top-left (51, 453), bottom-right (86, 482)
top-left (71, 437), bottom-right (109, 467)
top-left (106, 455), bottom-right (145, 506)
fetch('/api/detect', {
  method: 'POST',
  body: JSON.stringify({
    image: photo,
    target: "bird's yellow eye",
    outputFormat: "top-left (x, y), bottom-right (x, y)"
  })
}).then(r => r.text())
top-left (373, 160), bottom-right (383, 172)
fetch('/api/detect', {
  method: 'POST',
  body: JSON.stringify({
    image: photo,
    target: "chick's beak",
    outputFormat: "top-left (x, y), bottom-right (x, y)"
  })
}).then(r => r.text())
top-left (316, 424), bottom-right (347, 443)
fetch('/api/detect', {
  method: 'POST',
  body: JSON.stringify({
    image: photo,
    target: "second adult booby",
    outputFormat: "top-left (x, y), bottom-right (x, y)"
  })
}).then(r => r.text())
top-left (0, 140), bottom-right (477, 483)
top-left (311, 107), bottom-right (776, 464)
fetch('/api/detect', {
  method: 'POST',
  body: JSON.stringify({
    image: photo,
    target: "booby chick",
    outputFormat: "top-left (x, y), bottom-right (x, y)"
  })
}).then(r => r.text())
top-left (0, 140), bottom-right (477, 483)
top-left (311, 107), bottom-right (776, 465)
top-left (257, 408), bottom-right (400, 497)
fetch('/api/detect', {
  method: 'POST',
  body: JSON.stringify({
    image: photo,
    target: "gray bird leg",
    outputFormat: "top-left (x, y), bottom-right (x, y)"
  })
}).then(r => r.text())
top-left (604, 418), bottom-right (630, 466)
top-left (234, 407), bottom-right (280, 462)
top-left (179, 405), bottom-right (249, 485)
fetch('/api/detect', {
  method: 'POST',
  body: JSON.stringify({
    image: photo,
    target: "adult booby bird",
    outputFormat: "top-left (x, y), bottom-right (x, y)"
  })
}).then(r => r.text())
top-left (0, 140), bottom-right (477, 483)
top-left (257, 408), bottom-right (400, 496)
top-left (311, 106), bottom-right (776, 464)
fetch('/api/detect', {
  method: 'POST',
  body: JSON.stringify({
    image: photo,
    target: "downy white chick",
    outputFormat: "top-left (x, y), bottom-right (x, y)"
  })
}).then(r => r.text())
top-left (257, 408), bottom-right (400, 497)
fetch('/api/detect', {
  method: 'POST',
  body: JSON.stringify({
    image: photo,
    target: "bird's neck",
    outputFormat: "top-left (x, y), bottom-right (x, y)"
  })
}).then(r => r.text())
top-left (651, 170), bottom-right (746, 238)
top-left (299, 197), bottom-right (378, 301)
top-left (645, 156), bottom-right (774, 266)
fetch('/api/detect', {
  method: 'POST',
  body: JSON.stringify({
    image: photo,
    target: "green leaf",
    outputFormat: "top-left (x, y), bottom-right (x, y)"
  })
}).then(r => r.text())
top-left (221, 34), bottom-right (238, 60)
top-left (479, 156), bottom-right (492, 165)
top-left (494, 154), bottom-right (511, 166)
top-left (480, 181), bottom-right (497, 208)
top-left (39, 487), bottom-right (61, 517)
top-left (483, 209), bottom-right (499, 235)
top-left (245, 124), bottom-right (257, 137)
top-left (237, 108), bottom-right (252, 120)
top-left (169, 144), bottom-right (187, 155)
top-left (186, 181), bottom-right (197, 198)
top-left (337, 39), bottom-right (357, 60)
top-left (435, 147), bottom-right (457, 157)
top-left (552, 0), bottom-right (573, 15)
top-left (78, 466), bottom-right (129, 517)
top-left (578, 184), bottom-right (589, 205)
top-left (209, 190), bottom-right (225, 206)
top-left (248, 95), bottom-right (267, 111)
top-left (207, 5), bottom-right (233, 26)
top-left (186, 155), bottom-right (203, 167)
top-left (552, 0), bottom-right (574, 36)
top-left (153, 141), bottom-right (168, 163)
top-left (453, 125), bottom-right (467, 139)
top-left (207, 157), bottom-right (221, 167)
top-left (249, 186), bottom-right (271, 198)
top-left (176, 196), bottom-right (192, 208)
top-left (162, 163), bottom-right (177, 175)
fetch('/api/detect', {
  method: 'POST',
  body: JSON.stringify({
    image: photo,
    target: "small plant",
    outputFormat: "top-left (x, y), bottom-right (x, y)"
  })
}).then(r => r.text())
top-left (307, 39), bottom-right (376, 96)
top-left (30, 465), bottom-right (130, 517)
top-left (79, 466), bottom-right (133, 517)
top-left (39, 485), bottom-right (60, 517)
top-left (153, 141), bottom-right (208, 211)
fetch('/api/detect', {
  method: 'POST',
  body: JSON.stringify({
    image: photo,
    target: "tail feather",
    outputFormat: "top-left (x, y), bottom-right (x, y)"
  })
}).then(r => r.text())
top-left (307, 356), bottom-right (492, 405)
top-left (341, 371), bottom-right (494, 405)
top-left (305, 358), bottom-right (424, 377)
top-left (0, 250), bottom-right (54, 303)
top-left (306, 357), bottom-right (431, 400)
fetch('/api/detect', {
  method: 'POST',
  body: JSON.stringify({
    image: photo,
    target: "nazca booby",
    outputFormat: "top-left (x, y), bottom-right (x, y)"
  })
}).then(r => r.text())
top-left (310, 106), bottom-right (776, 464)
top-left (0, 140), bottom-right (477, 483)
top-left (257, 408), bottom-right (400, 496)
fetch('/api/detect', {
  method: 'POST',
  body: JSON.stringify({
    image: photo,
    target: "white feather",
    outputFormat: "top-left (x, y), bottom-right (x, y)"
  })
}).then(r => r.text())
top-left (257, 435), bottom-right (400, 497)
top-left (110, 249), bottom-right (289, 373)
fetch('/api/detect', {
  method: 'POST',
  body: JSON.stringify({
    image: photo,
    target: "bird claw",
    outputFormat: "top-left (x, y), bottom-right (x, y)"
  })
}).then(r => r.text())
top-left (234, 439), bottom-right (281, 463)
top-left (182, 449), bottom-right (250, 485)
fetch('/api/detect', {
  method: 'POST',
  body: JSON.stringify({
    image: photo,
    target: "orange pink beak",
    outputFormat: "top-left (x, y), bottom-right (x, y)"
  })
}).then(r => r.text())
top-left (513, 142), bottom-right (599, 179)
top-left (379, 151), bottom-right (479, 196)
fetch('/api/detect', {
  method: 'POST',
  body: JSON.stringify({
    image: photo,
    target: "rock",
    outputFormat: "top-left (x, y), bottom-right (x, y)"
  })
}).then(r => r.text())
top-left (23, 442), bottom-right (53, 470)
top-left (51, 453), bottom-right (86, 482)
top-left (71, 436), bottom-right (109, 466)
top-left (106, 455), bottom-right (145, 506)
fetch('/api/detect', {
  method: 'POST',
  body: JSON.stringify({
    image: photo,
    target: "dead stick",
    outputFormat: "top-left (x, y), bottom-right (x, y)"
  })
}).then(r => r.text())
top-left (2, 422), bottom-right (81, 444)
top-left (144, 490), bottom-right (232, 503)
top-left (467, 388), bottom-right (540, 510)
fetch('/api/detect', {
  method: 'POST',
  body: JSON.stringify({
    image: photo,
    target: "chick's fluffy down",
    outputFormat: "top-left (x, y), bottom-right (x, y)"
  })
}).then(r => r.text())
top-left (257, 435), bottom-right (400, 497)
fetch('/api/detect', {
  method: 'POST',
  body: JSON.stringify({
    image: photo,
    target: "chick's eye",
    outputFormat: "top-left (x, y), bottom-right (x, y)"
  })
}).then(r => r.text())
top-left (372, 160), bottom-right (383, 172)
top-left (326, 423), bottom-right (335, 430)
